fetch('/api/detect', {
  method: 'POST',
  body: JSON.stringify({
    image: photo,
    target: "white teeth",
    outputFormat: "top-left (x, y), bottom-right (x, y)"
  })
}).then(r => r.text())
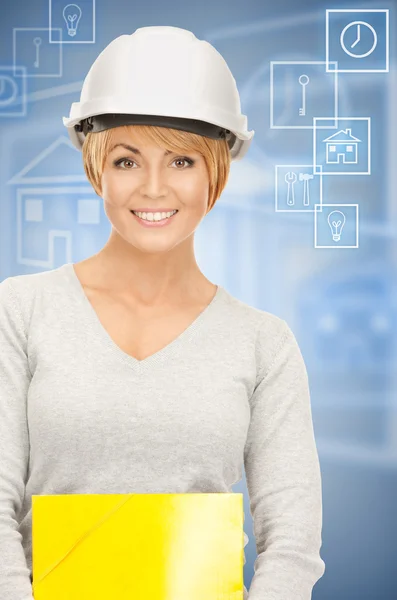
top-left (132, 210), bottom-right (177, 222)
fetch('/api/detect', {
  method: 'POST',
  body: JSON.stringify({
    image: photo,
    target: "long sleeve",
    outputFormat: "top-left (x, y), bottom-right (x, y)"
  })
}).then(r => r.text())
top-left (244, 319), bottom-right (326, 600)
top-left (0, 277), bottom-right (34, 599)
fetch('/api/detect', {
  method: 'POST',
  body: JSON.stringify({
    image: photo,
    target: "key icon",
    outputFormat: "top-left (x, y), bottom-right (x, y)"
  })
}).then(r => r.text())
top-left (298, 74), bottom-right (309, 116)
top-left (285, 171), bottom-right (297, 206)
top-left (33, 37), bottom-right (42, 69)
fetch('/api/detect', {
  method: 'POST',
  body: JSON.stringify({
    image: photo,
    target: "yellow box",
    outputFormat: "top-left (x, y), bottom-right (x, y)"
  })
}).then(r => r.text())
top-left (32, 492), bottom-right (244, 600)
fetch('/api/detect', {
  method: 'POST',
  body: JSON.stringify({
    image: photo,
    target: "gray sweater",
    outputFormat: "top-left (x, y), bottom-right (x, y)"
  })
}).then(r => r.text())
top-left (0, 263), bottom-right (325, 600)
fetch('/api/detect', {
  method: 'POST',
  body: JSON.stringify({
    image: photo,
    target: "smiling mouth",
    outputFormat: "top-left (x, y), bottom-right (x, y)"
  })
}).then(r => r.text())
top-left (130, 210), bottom-right (178, 221)
top-left (130, 209), bottom-right (179, 225)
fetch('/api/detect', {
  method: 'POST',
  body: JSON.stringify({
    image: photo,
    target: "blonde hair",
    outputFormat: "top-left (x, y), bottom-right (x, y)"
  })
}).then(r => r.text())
top-left (82, 124), bottom-right (232, 214)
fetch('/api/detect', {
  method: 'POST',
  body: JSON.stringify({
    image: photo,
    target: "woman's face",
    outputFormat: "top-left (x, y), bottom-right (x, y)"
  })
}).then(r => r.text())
top-left (100, 128), bottom-right (210, 254)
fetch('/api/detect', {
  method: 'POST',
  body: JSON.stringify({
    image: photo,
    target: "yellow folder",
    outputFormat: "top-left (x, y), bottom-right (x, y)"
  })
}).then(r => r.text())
top-left (31, 492), bottom-right (244, 600)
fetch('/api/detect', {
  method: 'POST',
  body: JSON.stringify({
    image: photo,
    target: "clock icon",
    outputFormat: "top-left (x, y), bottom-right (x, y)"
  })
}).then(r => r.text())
top-left (340, 20), bottom-right (378, 58)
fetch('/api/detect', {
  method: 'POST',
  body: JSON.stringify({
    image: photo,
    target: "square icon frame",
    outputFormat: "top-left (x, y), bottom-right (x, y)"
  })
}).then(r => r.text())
top-left (314, 203), bottom-right (359, 248)
top-left (13, 28), bottom-right (63, 78)
top-left (0, 65), bottom-right (27, 116)
top-left (326, 9), bottom-right (389, 73)
top-left (275, 164), bottom-right (323, 212)
top-left (313, 117), bottom-right (371, 176)
top-left (49, 0), bottom-right (96, 44)
top-left (270, 60), bottom-right (338, 129)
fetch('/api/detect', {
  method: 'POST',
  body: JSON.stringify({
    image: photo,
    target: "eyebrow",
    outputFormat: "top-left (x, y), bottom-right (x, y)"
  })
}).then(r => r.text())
top-left (109, 143), bottom-right (173, 156)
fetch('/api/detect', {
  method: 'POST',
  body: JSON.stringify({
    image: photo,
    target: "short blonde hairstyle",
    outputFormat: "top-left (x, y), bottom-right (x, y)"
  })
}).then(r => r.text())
top-left (82, 124), bottom-right (232, 214)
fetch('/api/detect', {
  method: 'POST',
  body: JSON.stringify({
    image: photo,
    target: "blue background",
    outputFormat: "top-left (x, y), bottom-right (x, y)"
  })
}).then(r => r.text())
top-left (1, 1), bottom-right (396, 599)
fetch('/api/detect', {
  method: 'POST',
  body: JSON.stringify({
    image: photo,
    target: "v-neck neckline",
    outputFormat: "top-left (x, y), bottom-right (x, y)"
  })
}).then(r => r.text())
top-left (61, 262), bottom-right (225, 374)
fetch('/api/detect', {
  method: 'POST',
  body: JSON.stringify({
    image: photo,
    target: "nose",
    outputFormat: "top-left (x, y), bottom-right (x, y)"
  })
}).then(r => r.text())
top-left (139, 166), bottom-right (169, 199)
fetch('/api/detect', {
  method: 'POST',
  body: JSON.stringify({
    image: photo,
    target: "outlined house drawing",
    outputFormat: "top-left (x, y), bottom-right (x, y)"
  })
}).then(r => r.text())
top-left (7, 135), bottom-right (98, 269)
top-left (322, 128), bottom-right (362, 164)
top-left (5, 132), bottom-right (272, 271)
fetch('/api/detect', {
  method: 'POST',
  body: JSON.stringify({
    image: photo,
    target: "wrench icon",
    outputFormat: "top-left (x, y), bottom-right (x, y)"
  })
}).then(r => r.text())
top-left (285, 171), bottom-right (297, 206)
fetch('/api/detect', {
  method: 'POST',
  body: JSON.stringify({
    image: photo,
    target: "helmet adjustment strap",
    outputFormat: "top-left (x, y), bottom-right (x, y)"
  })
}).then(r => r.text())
top-left (74, 113), bottom-right (236, 149)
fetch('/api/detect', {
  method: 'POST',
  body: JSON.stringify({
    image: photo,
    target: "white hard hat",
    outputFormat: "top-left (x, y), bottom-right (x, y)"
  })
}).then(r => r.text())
top-left (63, 25), bottom-right (254, 161)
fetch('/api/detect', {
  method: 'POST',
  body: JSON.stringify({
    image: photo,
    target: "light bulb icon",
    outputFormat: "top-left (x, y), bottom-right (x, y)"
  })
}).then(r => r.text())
top-left (327, 210), bottom-right (346, 242)
top-left (63, 4), bottom-right (82, 37)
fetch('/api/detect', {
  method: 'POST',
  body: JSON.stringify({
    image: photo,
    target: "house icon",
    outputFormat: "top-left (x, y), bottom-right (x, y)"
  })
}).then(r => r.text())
top-left (7, 135), bottom-right (98, 269)
top-left (322, 128), bottom-right (362, 165)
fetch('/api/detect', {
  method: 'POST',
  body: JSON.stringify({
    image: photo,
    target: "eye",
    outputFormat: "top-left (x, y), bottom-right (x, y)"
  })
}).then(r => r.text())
top-left (172, 157), bottom-right (195, 168)
top-left (113, 158), bottom-right (136, 169)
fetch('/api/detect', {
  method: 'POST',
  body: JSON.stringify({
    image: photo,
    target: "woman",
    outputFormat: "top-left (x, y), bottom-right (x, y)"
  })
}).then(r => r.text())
top-left (0, 25), bottom-right (325, 600)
